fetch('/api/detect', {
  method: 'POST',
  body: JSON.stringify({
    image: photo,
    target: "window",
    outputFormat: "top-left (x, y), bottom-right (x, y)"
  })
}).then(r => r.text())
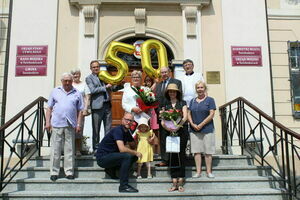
top-left (288, 41), bottom-right (300, 118)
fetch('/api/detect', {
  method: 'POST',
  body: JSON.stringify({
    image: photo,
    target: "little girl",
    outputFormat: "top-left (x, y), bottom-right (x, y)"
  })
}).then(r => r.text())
top-left (136, 117), bottom-right (155, 179)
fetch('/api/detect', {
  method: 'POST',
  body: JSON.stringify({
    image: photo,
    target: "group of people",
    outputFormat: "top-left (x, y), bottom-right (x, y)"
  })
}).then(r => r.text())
top-left (45, 59), bottom-right (217, 193)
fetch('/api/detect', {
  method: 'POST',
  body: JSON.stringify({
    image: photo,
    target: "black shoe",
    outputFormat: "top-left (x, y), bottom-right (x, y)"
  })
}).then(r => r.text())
top-left (119, 184), bottom-right (139, 193)
top-left (50, 175), bottom-right (58, 181)
top-left (66, 175), bottom-right (75, 179)
top-left (104, 168), bottom-right (118, 179)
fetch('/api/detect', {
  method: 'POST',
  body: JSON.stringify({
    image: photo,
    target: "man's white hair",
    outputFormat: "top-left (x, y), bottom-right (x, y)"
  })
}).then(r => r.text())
top-left (61, 72), bottom-right (73, 80)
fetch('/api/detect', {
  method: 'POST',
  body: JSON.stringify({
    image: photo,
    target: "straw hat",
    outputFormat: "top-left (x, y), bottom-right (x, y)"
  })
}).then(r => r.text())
top-left (137, 117), bottom-right (150, 129)
top-left (165, 83), bottom-right (182, 100)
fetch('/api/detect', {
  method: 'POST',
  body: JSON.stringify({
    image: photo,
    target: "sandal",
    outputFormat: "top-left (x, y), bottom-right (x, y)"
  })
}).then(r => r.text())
top-left (168, 185), bottom-right (178, 192)
top-left (178, 178), bottom-right (185, 192)
top-left (178, 185), bottom-right (185, 192)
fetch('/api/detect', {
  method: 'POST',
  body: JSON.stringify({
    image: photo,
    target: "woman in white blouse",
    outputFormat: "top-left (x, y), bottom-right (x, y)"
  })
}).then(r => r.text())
top-left (122, 70), bottom-right (150, 123)
top-left (71, 69), bottom-right (92, 155)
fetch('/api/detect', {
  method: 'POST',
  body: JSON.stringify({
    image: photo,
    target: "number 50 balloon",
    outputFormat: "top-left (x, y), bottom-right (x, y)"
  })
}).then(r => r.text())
top-left (141, 39), bottom-right (168, 79)
top-left (99, 41), bottom-right (135, 84)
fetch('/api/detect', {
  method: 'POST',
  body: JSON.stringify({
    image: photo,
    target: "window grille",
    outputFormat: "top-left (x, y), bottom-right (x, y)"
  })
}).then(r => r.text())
top-left (287, 41), bottom-right (300, 118)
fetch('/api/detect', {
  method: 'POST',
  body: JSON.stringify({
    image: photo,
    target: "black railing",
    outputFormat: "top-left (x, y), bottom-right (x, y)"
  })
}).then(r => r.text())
top-left (0, 96), bottom-right (49, 192)
top-left (219, 97), bottom-right (300, 200)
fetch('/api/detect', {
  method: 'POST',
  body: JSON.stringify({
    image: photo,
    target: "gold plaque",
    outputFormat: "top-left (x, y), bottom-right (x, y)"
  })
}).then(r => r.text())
top-left (206, 71), bottom-right (220, 84)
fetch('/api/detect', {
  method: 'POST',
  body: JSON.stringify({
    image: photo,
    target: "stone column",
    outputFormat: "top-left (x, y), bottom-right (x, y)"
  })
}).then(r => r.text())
top-left (180, 4), bottom-right (204, 75)
top-left (78, 4), bottom-right (100, 78)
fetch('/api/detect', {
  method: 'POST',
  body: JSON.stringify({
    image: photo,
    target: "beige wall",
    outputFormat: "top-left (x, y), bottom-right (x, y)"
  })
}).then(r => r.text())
top-left (202, 0), bottom-right (225, 149)
top-left (268, 15), bottom-right (300, 132)
top-left (55, 1), bottom-right (79, 86)
top-left (267, 0), bottom-right (281, 9)
top-left (98, 4), bottom-right (183, 60)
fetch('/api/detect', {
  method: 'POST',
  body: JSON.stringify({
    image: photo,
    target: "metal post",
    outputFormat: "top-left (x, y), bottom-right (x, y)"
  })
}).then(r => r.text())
top-left (280, 129), bottom-right (286, 189)
top-left (259, 115), bottom-right (263, 166)
top-left (284, 132), bottom-right (292, 200)
top-left (0, 129), bottom-right (5, 192)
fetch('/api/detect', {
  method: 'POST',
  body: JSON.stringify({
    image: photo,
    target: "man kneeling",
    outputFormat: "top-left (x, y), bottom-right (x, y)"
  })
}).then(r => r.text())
top-left (96, 112), bottom-right (142, 193)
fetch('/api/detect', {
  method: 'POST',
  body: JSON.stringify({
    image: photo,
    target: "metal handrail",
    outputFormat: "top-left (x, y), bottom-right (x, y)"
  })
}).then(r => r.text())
top-left (219, 96), bottom-right (300, 199)
top-left (0, 96), bottom-right (48, 192)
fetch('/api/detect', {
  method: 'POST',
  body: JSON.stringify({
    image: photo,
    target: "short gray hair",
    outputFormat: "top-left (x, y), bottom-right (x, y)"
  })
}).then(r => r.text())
top-left (61, 72), bottom-right (73, 80)
top-left (131, 70), bottom-right (142, 78)
top-left (70, 68), bottom-right (81, 75)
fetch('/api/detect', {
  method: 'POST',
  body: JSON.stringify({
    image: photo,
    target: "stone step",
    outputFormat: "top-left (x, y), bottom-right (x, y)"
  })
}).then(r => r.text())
top-left (27, 155), bottom-right (253, 168)
top-left (0, 188), bottom-right (288, 200)
top-left (3, 176), bottom-right (284, 192)
top-left (12, 165), bottom-right (272, 179)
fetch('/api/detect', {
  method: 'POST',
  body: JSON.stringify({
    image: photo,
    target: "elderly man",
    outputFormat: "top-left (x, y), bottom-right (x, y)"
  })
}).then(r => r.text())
top-left (181, 59), bottom-right (204, 106)
top-left (86, 60), bottom-right (124, 152)
top-left (155, 67), bottom-right (182, 167)
top-left (96, 112), bottom-right (142, 193)
top-left (156, 67), bottom-right (182, 104)
top-left (45, 73), bottom-right (84, 181)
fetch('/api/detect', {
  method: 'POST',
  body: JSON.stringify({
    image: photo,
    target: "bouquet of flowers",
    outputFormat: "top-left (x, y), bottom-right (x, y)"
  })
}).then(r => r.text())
top-left (160, 108), bottom-right (182, 135)
top-left (131, 86), bottom-right (159, 112)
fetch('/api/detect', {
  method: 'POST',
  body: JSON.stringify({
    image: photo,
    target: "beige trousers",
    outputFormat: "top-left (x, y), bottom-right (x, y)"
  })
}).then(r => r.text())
top-left (50, 126), bottom-right (75, 176)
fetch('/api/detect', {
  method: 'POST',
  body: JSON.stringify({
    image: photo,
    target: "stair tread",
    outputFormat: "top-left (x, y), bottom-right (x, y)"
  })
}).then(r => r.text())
top-left (8, 176), bottom-right (281, 183)
top-left (18, 165), bottom-right (268, 170)
top-left (1, 188), bottom-right (287, 196)
top-left (31, 154), bottom-right (252, 160)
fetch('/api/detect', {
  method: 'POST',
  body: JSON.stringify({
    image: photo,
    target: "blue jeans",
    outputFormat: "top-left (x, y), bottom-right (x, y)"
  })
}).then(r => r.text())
top-left (97, 152), bottom-right (138, 187)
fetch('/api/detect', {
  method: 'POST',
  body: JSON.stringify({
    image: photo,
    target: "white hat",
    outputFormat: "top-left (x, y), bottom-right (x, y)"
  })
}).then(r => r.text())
top-left (137, 117), bottom-right (149, 129)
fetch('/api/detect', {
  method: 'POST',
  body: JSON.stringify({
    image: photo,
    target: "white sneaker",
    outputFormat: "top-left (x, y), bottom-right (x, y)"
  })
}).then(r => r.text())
top-left (207, 173), bottom-right (215, 178)
top-left (137, 176), bottom-right (142, 179)
top-left (192, 173), bottom-right (201, 178)
top-left (147, 175), bottom-right (153, 179)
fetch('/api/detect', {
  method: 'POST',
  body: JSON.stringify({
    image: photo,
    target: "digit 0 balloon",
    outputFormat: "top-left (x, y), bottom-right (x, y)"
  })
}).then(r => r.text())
top-left (141, 39), bottom-right (168, 79)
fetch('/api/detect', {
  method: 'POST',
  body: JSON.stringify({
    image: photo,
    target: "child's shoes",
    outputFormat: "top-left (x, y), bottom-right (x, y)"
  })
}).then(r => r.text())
top-left (137, 175), bottom-right (142, 179)
top-left (147, 175), bottom-right (153, 179)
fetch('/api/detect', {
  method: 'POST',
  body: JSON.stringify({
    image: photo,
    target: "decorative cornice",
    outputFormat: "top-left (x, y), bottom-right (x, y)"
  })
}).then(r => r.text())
top-left (183, 6), bottom-right (198, 37)
top-left (70, 0), bottom-right (210, 6)
top-left (83, 5), bottom-right (97, 36)
top-left (134, 8), bottom-right (146, 36)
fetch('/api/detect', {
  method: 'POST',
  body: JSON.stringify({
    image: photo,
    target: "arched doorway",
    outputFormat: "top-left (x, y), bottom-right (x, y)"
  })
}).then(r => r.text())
top-left (109, 37), bottom-right (175, 127)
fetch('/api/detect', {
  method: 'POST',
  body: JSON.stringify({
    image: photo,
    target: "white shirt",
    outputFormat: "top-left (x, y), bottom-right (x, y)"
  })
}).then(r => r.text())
top-left (122, 83), bottom-right (150, 122)
top-left (181, 72), bottom-right (204, 107)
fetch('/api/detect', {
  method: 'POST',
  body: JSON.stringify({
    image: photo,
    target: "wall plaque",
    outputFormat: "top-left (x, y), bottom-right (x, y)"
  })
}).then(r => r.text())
top-left (206, 71), bottom-right (220, 84)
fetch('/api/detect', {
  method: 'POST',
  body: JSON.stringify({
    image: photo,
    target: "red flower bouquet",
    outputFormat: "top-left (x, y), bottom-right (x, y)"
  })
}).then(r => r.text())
top-left (131, 86), bottom-right (159, 112)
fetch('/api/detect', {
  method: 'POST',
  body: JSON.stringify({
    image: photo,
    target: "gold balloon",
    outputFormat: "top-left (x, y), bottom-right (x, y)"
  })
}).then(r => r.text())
top-left (99, 41), bottom-right (135, 84)
top-left (141, 39), bottom-right (168, 79)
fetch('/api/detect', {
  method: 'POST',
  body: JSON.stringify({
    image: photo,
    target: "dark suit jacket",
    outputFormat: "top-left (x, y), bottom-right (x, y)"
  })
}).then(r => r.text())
top-left (85, 73), bottom-right (123, 110)
top-left (156, 77), bottom-right (182, 105)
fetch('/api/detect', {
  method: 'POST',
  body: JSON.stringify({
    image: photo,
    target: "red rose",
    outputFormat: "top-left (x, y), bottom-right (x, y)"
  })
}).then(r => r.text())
top-left (139, 89), bottom-right (144, 92)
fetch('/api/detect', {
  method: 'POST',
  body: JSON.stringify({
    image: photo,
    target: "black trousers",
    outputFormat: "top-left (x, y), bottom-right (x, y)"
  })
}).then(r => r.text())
top-left (169, 125), bottom-right (188, 178)
top-left (91, 102), bottom-right (112, 150)
top-left (97, 152), bottom-right (138, 187)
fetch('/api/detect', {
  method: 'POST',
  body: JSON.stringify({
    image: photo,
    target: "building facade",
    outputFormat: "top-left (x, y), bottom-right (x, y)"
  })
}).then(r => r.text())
top-left (1, 0), bottom-right (300, 151)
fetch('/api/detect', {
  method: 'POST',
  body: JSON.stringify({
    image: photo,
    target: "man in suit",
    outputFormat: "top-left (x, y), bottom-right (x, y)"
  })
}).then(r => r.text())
top-left (155, 66), bottom-right (182, 166)
top-left (86, 60), bottom-right (123, 152)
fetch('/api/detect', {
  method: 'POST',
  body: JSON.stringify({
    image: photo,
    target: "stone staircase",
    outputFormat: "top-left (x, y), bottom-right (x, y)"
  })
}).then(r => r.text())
top-left (0, 155), bottom-right (288, 199)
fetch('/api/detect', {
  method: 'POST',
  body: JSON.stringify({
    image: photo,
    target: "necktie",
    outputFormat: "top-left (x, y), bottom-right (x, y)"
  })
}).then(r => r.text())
top-left (161, 80), bottom-right (166, 93)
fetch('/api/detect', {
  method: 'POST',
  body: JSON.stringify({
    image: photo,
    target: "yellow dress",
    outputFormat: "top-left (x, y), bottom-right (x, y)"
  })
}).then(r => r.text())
top-left (136, 130), bottom-right (154, 163)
